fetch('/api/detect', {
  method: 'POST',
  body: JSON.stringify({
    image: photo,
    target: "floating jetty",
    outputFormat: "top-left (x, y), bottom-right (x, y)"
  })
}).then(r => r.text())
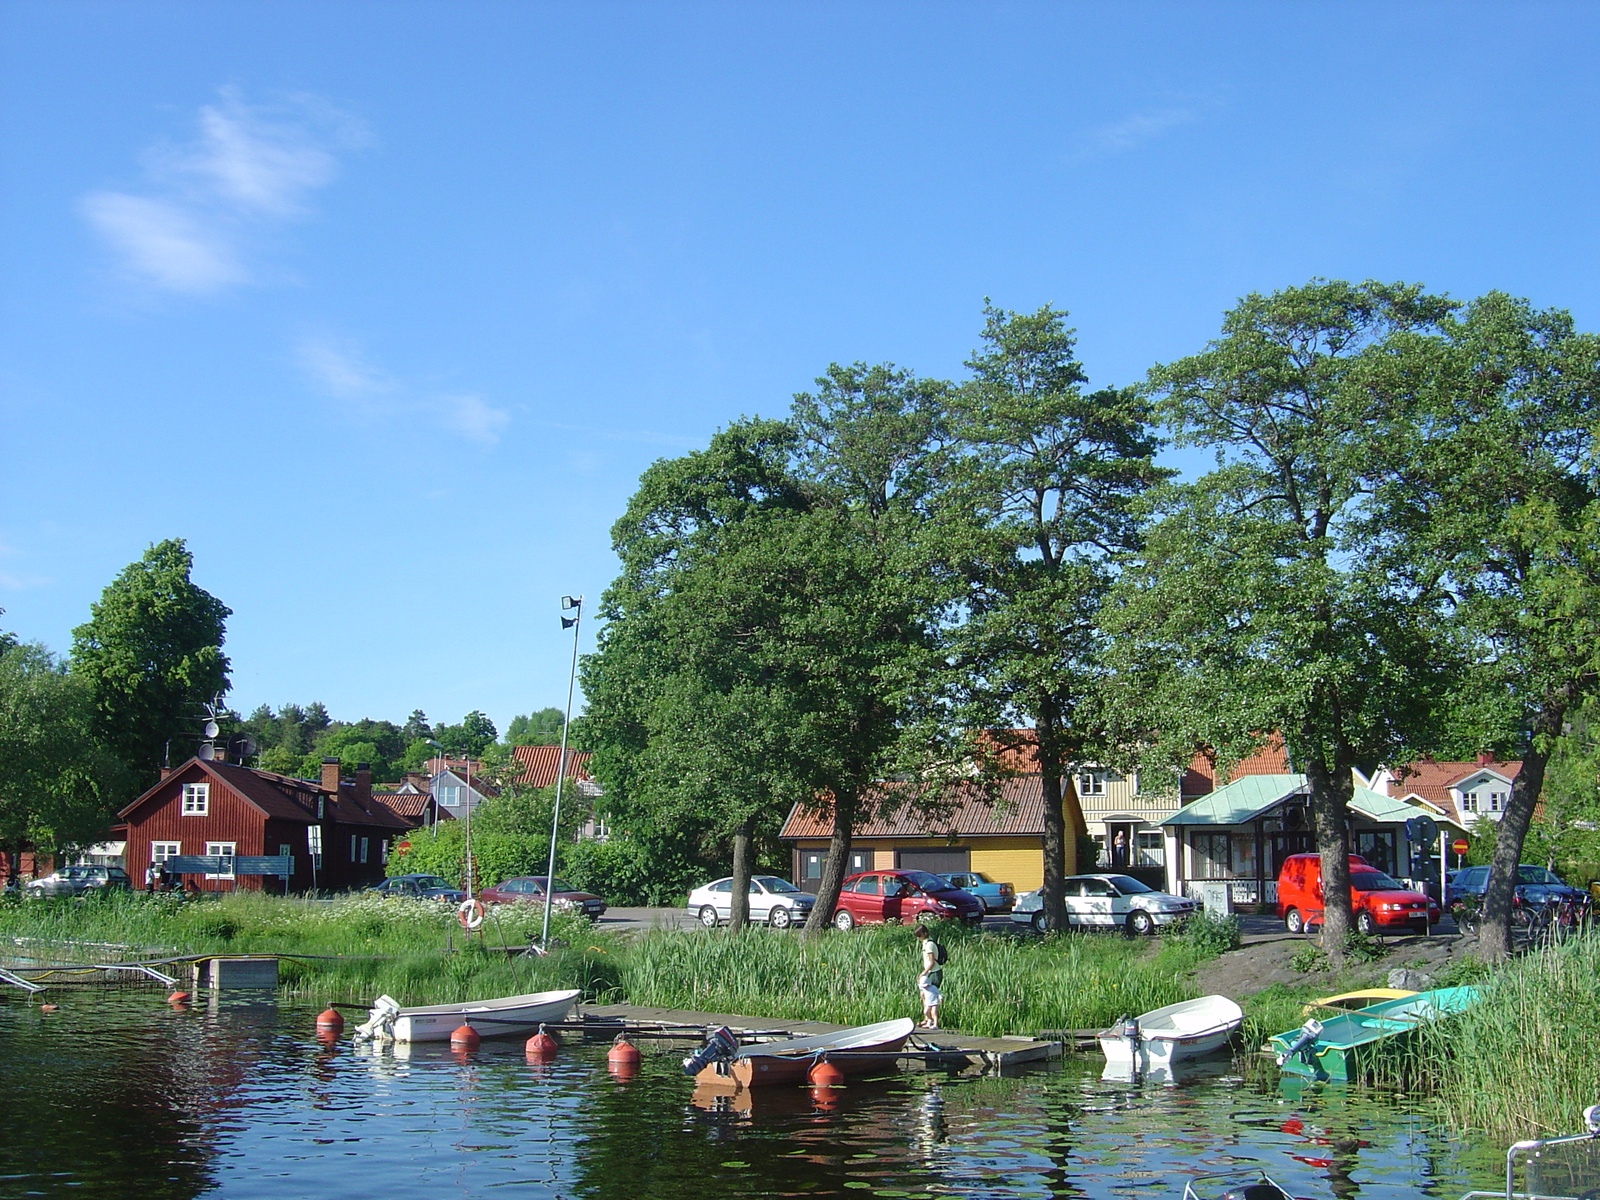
top-left (580, 1002), bottom-right (1064, 1071)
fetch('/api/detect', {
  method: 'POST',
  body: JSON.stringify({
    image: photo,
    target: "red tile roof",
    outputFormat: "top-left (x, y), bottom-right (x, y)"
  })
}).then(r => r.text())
top-left (119, 758), bottom-right (411, 831)
top-left (1385, 756), bottom-right (1523, 823)
top-left (1184, 734), bottom-right (1292, 796)
top-left (512, 745), bottom-right (593, 788)
top-left (780, 775), bottom-right (1050, 840)
top-left (372, 793), bottom-right (448, 821)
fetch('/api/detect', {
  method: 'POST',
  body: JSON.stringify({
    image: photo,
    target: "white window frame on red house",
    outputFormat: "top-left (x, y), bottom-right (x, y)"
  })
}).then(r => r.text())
top-left (205, 842), bottom-right (235, 879)
top-left (181, 783), bottom-right (210, 816)
top-left (151, 841), bottom-right (180, 863)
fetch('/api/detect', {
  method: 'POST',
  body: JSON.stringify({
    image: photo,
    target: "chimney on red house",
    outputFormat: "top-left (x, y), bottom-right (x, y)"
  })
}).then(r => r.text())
top-left (1476, 751), bottom-right (1495, 766)
top-left (354, 762), bottom-right (372, 804)
top-left (320, 757), bottom-right (341, 793)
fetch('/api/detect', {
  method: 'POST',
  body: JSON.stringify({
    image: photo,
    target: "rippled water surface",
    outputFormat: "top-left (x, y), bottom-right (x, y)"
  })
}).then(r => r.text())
top-left (0, 991), bottom-right (1511, 1200)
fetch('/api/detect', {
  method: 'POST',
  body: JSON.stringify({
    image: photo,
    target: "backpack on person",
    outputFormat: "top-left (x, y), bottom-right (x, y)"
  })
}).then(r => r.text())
top-left (931, 939), bottom-right (948, 966)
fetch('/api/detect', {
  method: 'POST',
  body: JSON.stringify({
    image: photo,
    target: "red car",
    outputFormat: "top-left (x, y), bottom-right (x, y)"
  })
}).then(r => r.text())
top-left (1276, 853), bottom-right (1438, 936)
top-left (830, 870), bottom-right (985, 930)
top-left (477, 875), bottom-right (607, 921)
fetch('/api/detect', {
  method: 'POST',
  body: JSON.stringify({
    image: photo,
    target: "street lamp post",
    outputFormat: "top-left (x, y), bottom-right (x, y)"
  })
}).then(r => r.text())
top-left (540, 595), bottom-right (583, 949)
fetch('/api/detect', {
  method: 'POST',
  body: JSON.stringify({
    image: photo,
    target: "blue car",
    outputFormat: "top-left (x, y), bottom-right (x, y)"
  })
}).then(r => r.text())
top-left (938, 871), bottom-right (1016, 914)
top-left (1446, 864), bottom-right (1582, 908)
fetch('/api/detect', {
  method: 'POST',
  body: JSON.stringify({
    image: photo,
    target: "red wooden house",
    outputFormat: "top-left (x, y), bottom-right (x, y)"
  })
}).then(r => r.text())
top-left (118, 756), bottom-right (411, 893)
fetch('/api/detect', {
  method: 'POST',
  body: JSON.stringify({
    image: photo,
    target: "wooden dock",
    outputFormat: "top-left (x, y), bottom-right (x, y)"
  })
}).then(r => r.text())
top-left (579, 1002), bottom-right (1064, 1071)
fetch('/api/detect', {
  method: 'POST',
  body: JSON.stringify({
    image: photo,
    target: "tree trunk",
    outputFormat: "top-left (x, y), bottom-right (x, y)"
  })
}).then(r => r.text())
top-left (1302, 731), bottom-right (1354, 966)
top-left (1478, 683), bottom-right (1578, 960)
top-left (802, 791), bottom-right (857, 938)
top-left (1033, 709), bottom-right (1083, 933)
top-left (728, 817), bottom-right (753, 932)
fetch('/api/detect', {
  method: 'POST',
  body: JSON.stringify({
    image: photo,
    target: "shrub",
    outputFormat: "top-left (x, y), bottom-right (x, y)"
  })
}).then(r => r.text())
top-left (1171, 911), bottom-right (1241, 957)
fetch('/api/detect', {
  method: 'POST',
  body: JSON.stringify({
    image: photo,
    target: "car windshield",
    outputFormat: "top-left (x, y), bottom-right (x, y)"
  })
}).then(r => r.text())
top-left (416, 876), bottom-right (452, 889)
top-left (897, 870), bottom-right (955, 893)
top-left (755, 876), bottom-right (801, 893)
top-left (542, 877), bottom-right (578, 893)
top-left (1105, 875), bottom-right (1153, 895)
top-left (1517, 866), bottom-right (1562, 885)
top-left (1351, 872), bottom-right (1406, 892)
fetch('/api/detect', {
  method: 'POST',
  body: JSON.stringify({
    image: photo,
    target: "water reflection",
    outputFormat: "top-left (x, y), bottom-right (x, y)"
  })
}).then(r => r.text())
top-left (0, 991), bottom-right (1520, 1200)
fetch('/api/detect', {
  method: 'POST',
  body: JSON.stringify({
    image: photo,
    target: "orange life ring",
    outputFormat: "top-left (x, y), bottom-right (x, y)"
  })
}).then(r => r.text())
top-left (456, 899), bottom-right (485, 930)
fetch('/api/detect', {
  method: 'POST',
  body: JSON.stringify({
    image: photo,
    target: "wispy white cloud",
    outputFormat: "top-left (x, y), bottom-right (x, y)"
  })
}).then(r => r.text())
top-left (0, 541), bottom-right (51, 591)
top-left (79, 193), bottom-right (246, 294)
top-left (296, 338), bottom-right (395, 400)
top-left (296, 336), bottom-right (510, 445)
top-left (1073, 106), bottom-right (1199, 158)
top-left (82, 88), bottom-right (363, 294)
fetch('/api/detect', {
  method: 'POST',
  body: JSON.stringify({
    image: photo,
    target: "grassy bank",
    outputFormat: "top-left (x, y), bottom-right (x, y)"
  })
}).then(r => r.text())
top-left (0, 892), bottom-right (1208, 1036)
top-left (1416, 934), bottom-right (1600, 1139)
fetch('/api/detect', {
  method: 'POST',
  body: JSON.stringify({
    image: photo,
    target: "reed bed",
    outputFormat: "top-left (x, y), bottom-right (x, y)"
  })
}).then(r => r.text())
top-left (621, 923), bottom-right (1201, 1037)
top-left (1416, 933), bottom-right (1600, 1139)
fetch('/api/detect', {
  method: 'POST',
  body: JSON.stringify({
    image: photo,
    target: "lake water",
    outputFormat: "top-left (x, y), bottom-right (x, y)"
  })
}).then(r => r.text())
top-left (0, 991), bottom-right (1514, 1200)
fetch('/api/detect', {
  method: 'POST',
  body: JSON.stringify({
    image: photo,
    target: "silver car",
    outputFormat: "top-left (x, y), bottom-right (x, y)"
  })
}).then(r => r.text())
top-left (1010, 873), bottom-right (1197, 935)
top-left (25, 865), bottom-right (132, 897)
top-left (686, 875), bottom-right (815, 928)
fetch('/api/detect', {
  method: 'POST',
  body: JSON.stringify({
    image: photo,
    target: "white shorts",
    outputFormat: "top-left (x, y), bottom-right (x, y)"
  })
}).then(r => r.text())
top-left (919, 980), bottom-right (941, 1006)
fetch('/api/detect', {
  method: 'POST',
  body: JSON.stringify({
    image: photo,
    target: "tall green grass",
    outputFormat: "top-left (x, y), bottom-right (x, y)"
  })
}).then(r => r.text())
top-left (1416, 933), bottom-right (1600, 1138)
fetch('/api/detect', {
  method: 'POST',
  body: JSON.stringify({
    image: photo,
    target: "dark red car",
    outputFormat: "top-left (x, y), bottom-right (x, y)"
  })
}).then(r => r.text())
top-left (478, 875), bottom-right (607, 921)
top-left (831, 869), bottom-right (984, 930)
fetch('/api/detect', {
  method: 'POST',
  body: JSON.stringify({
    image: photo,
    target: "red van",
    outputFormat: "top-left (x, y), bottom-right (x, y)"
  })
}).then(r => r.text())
top-left (1276, 853), bottom-right (1439, 936)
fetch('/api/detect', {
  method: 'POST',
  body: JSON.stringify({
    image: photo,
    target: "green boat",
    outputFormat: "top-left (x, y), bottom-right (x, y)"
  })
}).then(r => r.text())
top-left (1268, 985), bottom-right (1482, 1081)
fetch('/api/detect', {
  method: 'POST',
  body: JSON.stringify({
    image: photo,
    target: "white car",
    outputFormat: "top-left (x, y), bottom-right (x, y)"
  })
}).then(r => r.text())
top-left (1010, 873), bottom-right (1198, 935)
top-left (686, 875), bottom-right (816, 929)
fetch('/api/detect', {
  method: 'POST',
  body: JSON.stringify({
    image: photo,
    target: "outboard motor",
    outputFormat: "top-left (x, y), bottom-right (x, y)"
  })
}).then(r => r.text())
top-left (682, 1026), bottom-right (740, 1076)
top-left (1275, 1018), bottom-right (1323, 1067)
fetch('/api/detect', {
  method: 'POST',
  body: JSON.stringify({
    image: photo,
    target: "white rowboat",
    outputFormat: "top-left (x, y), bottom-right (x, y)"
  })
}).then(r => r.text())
top-left (1098, 994), bottom-right (1242, 1074)
top-left (353, 988), bottom-right (582, 1043)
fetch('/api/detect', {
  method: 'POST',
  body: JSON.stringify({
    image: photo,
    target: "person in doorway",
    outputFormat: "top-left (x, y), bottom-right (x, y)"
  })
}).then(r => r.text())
top-left (912, 922), bottom-right (943, 1029)
top-left (1111, 830), bottom-right (1129, 867)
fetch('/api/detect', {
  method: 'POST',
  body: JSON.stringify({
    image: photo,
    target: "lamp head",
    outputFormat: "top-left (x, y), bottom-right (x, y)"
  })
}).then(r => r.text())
top-left (561, 595), bottom-right (582, 610)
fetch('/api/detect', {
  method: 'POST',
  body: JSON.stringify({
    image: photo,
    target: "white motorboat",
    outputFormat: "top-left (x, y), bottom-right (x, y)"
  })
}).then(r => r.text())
top-left (352, 988), bottom-right (582, 1043)
top-left (1098, 994), bottom-right (1243, 1074)
top-left (685, 1017), bottom-right (917, 1088)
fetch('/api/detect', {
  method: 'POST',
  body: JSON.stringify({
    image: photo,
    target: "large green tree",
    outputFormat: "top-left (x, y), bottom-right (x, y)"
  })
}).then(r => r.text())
top-left (938, 304), bottom-right (1166, 932)
top-left (0, 642), bottom-right (128, 871)
top-left (1105, 280), bottom-right (1458, 962)
top-left (70, 539), bottom-right (231, 789)
top-left (1383, 292), bottom-right (1600, 958)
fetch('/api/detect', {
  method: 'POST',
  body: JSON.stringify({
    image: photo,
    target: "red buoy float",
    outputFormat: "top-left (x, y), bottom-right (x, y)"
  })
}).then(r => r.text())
top-left (167, 990), bottom-right (191, 1005)
top-left (451, 1021), bottom-right (481, 1050)
top-left (808, 1058), bottom-right (845, 1087)
top-left (525, 1024), bottom-right (559, 1060)
top-left (606, 1035), bottom-right (641, 1067)
top-left (316, 1007), bottom-right (345, 1035)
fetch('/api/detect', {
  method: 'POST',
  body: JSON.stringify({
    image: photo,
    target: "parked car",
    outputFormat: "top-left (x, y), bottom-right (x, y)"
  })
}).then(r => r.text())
top-left (24, 865), bottom-right (132, 898)
top-left (1010, 874), bottom-right (1197, 934)
top-left (1445, 863), bottom-right (1585, 908)
top-left (369, 874), bottom-right (467, 903)
top-left (937, 871), bottom-right (1016, 914)
top-left (831, 870), bottom-right (985, 930)
top-left (478, 875), bottom-right (607, 920)
top-left (686, 875), bottom-right (815, 928)
top-left (1276, 852), bottom-right (1439, 936)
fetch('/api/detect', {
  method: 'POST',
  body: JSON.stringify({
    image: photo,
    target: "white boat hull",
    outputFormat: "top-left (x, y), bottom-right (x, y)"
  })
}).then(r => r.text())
top-left (356, 988), bottom-right (582, 1043)
top-left (1097, 994), bottom-right (1243, 1073)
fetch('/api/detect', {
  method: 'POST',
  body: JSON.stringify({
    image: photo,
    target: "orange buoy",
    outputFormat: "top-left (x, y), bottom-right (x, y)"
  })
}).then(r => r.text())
top-left (316, 1007), bottom-right (345, 1035)
top-left (39, 1003), bottom-right (58, 1012)
top-left (450, 1021), bottom-right (481, 1050)
top-left (606, 1035), bottom-right (641, 1067)
top-left (525, 1024), bottom-right (559, 1060)
top-left (810, 1084), bottom-right (841, 1110)
top-left (808, 1058), bottom-right (846, 1087)
top-left (167, 990), bottom-right (191, 1005)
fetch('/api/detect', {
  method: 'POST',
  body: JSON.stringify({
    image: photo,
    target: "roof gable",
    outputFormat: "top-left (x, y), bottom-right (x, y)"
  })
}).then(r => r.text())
top-left (780, 775), bottom-right (1049, 840)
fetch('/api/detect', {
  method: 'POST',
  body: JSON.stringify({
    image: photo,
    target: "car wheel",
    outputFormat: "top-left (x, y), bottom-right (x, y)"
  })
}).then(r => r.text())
top-left (698, 905), bottom-right (720, 929)
top-left (769, 906), bottom-right (793, 930)
top-left (1128, 910), bottom-right (1155, 937)
top-left (832, 909), bottom-right (855, 932)
top-left (1356, 911), bottom-right (1378, 936)
top-left (1031, 910), bottom-right (1048, 933)
top-left (1284, 907), bottom-right (1305, 935)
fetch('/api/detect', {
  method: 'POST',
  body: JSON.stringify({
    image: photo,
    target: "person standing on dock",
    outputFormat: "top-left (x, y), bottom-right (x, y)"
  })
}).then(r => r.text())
top-left (913, 923), bottom-right (943, 1029)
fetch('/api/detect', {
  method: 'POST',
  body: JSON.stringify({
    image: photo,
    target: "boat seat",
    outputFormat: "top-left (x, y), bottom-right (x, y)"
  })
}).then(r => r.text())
top-left (1222, 1185), bottom-right (1290, 1200)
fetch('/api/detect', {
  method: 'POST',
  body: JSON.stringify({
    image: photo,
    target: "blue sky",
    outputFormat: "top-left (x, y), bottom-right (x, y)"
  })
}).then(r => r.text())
top-left (3, 2), bottom-right (1598, 735)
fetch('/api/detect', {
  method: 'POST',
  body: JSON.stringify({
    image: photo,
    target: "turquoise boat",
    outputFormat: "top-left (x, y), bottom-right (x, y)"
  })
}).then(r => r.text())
top-left (1268, 985), bottom-right (1481, 1081)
